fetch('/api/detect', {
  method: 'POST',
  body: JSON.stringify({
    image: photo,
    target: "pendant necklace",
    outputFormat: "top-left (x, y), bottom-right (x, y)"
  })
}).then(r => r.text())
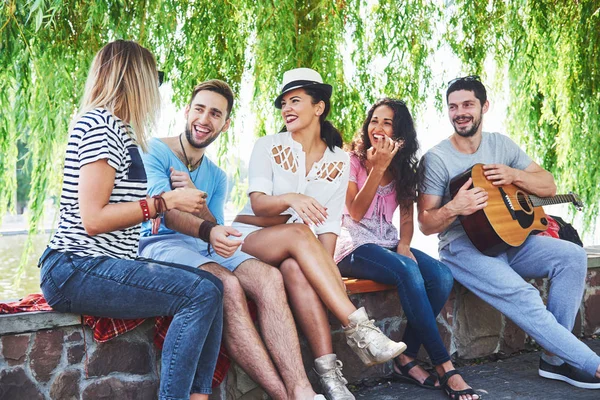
top-left (179, 134), bottom-right (203, 180)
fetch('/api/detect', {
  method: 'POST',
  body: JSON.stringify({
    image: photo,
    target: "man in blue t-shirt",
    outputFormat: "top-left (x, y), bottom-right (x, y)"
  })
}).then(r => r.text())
top-left (418, 76), bottom-right (600, 390)
top-left (139, 80), bottom-right (321, 399)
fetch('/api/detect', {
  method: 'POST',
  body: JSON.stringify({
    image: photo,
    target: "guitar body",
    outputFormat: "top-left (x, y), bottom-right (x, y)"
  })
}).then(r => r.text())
top-left (450, 164), bottom-right (549, 256)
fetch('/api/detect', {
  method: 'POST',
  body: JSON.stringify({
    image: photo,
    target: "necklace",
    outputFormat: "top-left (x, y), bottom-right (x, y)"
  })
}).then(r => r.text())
top-left (179, 134), bottom-right (203, 172)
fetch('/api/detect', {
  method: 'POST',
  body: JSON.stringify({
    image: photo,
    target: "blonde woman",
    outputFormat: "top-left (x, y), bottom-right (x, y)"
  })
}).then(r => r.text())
top-left (233, 68), bottom-right (407, 400)
top-left (38, 40), bottom-right (221, 400)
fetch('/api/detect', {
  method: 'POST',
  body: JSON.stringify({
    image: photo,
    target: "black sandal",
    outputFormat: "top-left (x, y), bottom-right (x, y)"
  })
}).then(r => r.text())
top-left (439, 369), bottom-right (481, 399)
top-left (392, 359), bottom-right (440, 390)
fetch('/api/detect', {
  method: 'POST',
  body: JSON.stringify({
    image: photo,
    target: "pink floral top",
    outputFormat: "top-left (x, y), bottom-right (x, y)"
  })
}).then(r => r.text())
top-left (334, 153), bottom-right (400, 263)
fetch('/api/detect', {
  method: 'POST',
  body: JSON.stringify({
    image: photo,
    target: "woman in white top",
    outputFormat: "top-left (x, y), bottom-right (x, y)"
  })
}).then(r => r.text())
top-left (233, 68), bottom-right (406, 400)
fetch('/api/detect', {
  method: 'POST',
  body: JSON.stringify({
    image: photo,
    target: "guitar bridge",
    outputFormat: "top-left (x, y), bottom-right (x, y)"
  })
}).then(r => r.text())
top-left (499, 187), bottom-right (517, 220)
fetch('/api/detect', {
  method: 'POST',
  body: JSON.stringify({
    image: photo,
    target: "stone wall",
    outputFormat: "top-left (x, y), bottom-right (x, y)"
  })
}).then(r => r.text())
top-left (0, 319), bottom-right (159, 400)
top-left (1, 252), bottom-right (599, 399)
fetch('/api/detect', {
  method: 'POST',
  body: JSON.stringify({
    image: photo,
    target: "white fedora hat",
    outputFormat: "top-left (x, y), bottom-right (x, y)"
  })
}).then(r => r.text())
top-left (274, 67), bottom-right (333, 109)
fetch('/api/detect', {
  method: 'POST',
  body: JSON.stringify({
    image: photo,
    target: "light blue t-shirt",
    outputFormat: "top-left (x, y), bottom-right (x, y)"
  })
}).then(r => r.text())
top-left (420, 132), bottom-right (532, 251)
top-left (140, 137), bottom-right (228, 237)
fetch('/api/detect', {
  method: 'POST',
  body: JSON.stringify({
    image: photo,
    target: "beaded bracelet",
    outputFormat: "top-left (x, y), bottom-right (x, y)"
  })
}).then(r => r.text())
top-left (139, 199), bottom-right (151, 222)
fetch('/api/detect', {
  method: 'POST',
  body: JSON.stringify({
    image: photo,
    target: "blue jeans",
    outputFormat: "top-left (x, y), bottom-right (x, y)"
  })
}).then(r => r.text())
top-left (338, 244), bottom-right (454, 365)
top-left (39, 247), bottom-right (223, 399)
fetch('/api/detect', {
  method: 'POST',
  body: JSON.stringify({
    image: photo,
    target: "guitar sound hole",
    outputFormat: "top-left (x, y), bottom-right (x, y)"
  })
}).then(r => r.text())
top-left (516, 191), bottom-right (532, 213)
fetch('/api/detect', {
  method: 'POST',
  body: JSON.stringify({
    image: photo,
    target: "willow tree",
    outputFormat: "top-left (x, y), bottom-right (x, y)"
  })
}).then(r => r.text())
top-left (2, 0), bottom-right (599, 246)
top-left (0, 0), bottom-right (438, 229)
top-left (447, 0), bottom-right (600, 225)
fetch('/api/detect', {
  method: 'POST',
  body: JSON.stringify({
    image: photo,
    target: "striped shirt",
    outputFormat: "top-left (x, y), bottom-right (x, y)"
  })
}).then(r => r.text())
top-left (49, 108), bottom-right (147, 259)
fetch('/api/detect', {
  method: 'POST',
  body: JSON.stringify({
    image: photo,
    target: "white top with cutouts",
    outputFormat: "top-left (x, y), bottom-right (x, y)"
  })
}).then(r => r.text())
top-left (238, 131), bottom-right (350, 235)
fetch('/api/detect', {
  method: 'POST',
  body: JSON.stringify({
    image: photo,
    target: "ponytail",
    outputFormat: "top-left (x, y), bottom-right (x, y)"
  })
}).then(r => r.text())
top-left (304, 87), bottom-right (342, 150)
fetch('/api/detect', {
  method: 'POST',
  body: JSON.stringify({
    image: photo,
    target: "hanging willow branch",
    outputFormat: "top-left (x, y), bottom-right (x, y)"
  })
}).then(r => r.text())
top-left (1, 0), bottom-right (599, 260)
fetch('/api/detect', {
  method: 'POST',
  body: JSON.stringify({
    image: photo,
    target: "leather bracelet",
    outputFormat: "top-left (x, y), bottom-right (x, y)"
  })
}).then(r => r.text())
top-left (151, 192), bottom-right (169, 218)
top-left (139, 199), bottom-right (150, 222)
top-left (198, 220), bottom-right (217, 243)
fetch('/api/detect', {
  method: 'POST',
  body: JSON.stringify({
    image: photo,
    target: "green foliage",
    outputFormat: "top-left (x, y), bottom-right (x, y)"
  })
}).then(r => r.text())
top-left (1, 0), bottom-right (599, 241)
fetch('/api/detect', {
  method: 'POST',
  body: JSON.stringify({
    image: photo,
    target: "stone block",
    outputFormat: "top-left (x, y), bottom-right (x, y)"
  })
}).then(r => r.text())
top-left (584, 290), bottom-right (600, 335)
top-left (587, 269), bottom-right (600, 287)
top-left (50, 369), bottom-right (80, 400)
top-left (454, 289), bottom-right (502, 359)
top-left (233, 363), bottom-right (261, 395)
top-left (67, 331), bottom-right (82, 342)
top-left (81, 377), bottom-right (158, 400)
top-left (500, 318), bottom-right (527, 354)
top-left (87, 339), bottom-right (152, 377)
top-left (1, 334), bottom-right (30, 366)
top-left (29, 329), bottom-right (64, 382)
top-left (362, 291), bottom-right (403, 321)
top-left (0, 367), bottom-right (44, 400)
top-left (67, 344), bottom-right (85, 364)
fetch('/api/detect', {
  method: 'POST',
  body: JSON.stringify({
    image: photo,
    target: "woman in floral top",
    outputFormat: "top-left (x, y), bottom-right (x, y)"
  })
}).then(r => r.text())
top-left (336, 98), bottom-right (480, 400)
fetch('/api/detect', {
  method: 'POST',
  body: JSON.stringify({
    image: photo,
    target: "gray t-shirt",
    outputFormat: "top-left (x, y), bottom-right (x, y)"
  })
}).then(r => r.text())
top-left (420, 132), bottom-right (533, 251)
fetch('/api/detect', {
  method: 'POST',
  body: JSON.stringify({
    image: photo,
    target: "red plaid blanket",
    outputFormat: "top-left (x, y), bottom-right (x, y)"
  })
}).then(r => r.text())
top-left (536, 215), bottom-right (560, 239)
top-left (0, 293), bottom-right (254, 388)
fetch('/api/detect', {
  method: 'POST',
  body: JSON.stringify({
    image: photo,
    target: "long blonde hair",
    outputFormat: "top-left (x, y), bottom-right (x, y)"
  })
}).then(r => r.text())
top-left (73, 40), bottom-right (160, 151)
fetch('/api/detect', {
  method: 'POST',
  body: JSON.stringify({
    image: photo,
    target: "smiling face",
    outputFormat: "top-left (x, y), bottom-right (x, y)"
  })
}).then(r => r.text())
top-left (367, 105), bottom-right (395, 144)
top-left (447, 89), bottom-right (488, 138)
top-left (184, 90), bottom-right (230, 149)
top-left (279, 88), bottom-right (323, 133)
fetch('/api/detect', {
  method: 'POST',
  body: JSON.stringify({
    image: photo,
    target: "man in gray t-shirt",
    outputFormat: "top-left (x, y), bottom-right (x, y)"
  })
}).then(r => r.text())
top-left (418, 76), bottom-right (600, 390)
top-left (421, 131), bottom-right (532, 252)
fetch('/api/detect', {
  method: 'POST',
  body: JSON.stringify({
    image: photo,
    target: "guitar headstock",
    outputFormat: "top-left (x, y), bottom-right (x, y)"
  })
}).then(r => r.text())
top-left (569, 192), bottom-right (584, 211)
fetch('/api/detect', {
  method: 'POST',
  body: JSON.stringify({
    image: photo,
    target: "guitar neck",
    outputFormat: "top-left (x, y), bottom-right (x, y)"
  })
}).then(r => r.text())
top-left (530, 194), bottom-right (577, 207)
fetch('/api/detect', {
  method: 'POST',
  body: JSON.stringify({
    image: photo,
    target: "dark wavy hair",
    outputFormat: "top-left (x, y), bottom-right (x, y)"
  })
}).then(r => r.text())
top-left (353, 98), bottom-right (421, 209)
top-left (279, 87), bottom-right (343, 151)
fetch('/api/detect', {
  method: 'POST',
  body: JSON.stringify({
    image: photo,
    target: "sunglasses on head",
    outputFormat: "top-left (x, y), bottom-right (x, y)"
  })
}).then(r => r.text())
top-left (447, 75), bottom-right (481, 86)
top-left (158, 71), bottom-right (165, 87)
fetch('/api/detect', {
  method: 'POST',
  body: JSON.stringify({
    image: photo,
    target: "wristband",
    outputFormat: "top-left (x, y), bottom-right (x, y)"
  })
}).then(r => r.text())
top-left (198, 220), bottom-right (217, 243)
top-left (139, 199), bottom-right (150, 222)
top-left (152, 192), bottom-right (169, 218)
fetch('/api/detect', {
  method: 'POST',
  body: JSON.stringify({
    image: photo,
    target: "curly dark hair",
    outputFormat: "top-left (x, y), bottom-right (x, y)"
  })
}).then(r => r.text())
top-left (353, 98), bottom-right (421, 209)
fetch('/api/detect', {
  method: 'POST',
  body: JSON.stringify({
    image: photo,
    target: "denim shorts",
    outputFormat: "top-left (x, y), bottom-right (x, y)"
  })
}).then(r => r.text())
top-left (139, 233), bottom-right (254, 272)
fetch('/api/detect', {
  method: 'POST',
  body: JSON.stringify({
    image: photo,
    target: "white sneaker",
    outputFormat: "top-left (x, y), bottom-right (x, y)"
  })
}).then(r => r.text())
top-left (343, 307), bottom-right (406, 367)
top-left (314, 354), bottom-right (355, 400)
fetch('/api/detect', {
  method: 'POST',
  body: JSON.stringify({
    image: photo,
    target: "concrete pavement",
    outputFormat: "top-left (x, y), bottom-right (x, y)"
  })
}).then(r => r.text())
top-left (353, 338), bottom-right (600, 399)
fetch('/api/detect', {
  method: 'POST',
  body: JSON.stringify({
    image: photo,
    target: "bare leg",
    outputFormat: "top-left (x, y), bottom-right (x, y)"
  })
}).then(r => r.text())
top-left (280, 258), bottom-right (333, 357)
top-left (241, 224), bottom-right (355, 325)
top-left (190, 394), bottom-right (207, 400)
top-left (199, 263), bottom-right (287, 400)
top-left (435, 361), bottom-right (479, 400)
top-left (234, 259), bottom-right (316, 400)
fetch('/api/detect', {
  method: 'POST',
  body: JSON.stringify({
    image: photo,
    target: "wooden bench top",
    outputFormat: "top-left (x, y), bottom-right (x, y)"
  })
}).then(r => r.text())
top-left (342, 251), bottom-right (599, 295)
top-left (343, 278), bottom-right (395, 295)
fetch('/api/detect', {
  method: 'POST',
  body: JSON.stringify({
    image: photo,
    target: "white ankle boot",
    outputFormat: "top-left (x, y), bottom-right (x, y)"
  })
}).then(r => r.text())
top-left (343, 307), bottom-right (406, 367)
top-left (314, 354), bottom-right (355, 400)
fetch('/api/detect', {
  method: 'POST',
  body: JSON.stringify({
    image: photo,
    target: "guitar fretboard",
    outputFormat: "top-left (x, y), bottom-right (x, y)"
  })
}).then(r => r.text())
top-left (530, 194), bottom-right (577, 207)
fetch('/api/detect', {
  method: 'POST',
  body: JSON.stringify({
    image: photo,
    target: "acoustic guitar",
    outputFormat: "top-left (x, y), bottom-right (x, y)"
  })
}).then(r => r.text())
top-left (449, 163), bottom-right (583, 256)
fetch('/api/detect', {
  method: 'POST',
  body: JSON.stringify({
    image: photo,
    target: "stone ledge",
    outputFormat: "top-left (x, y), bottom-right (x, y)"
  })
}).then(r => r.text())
top-left (0, 311), bottom-right (80, 336)
top-left (586, 246), bottom-right (600, 268)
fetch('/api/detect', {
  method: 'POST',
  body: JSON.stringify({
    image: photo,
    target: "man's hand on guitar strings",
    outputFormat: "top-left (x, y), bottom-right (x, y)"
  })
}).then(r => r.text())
top-left (482, 164), bottom-right (520, 186)
top-left (448, 177), bottom-right (488, 216)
